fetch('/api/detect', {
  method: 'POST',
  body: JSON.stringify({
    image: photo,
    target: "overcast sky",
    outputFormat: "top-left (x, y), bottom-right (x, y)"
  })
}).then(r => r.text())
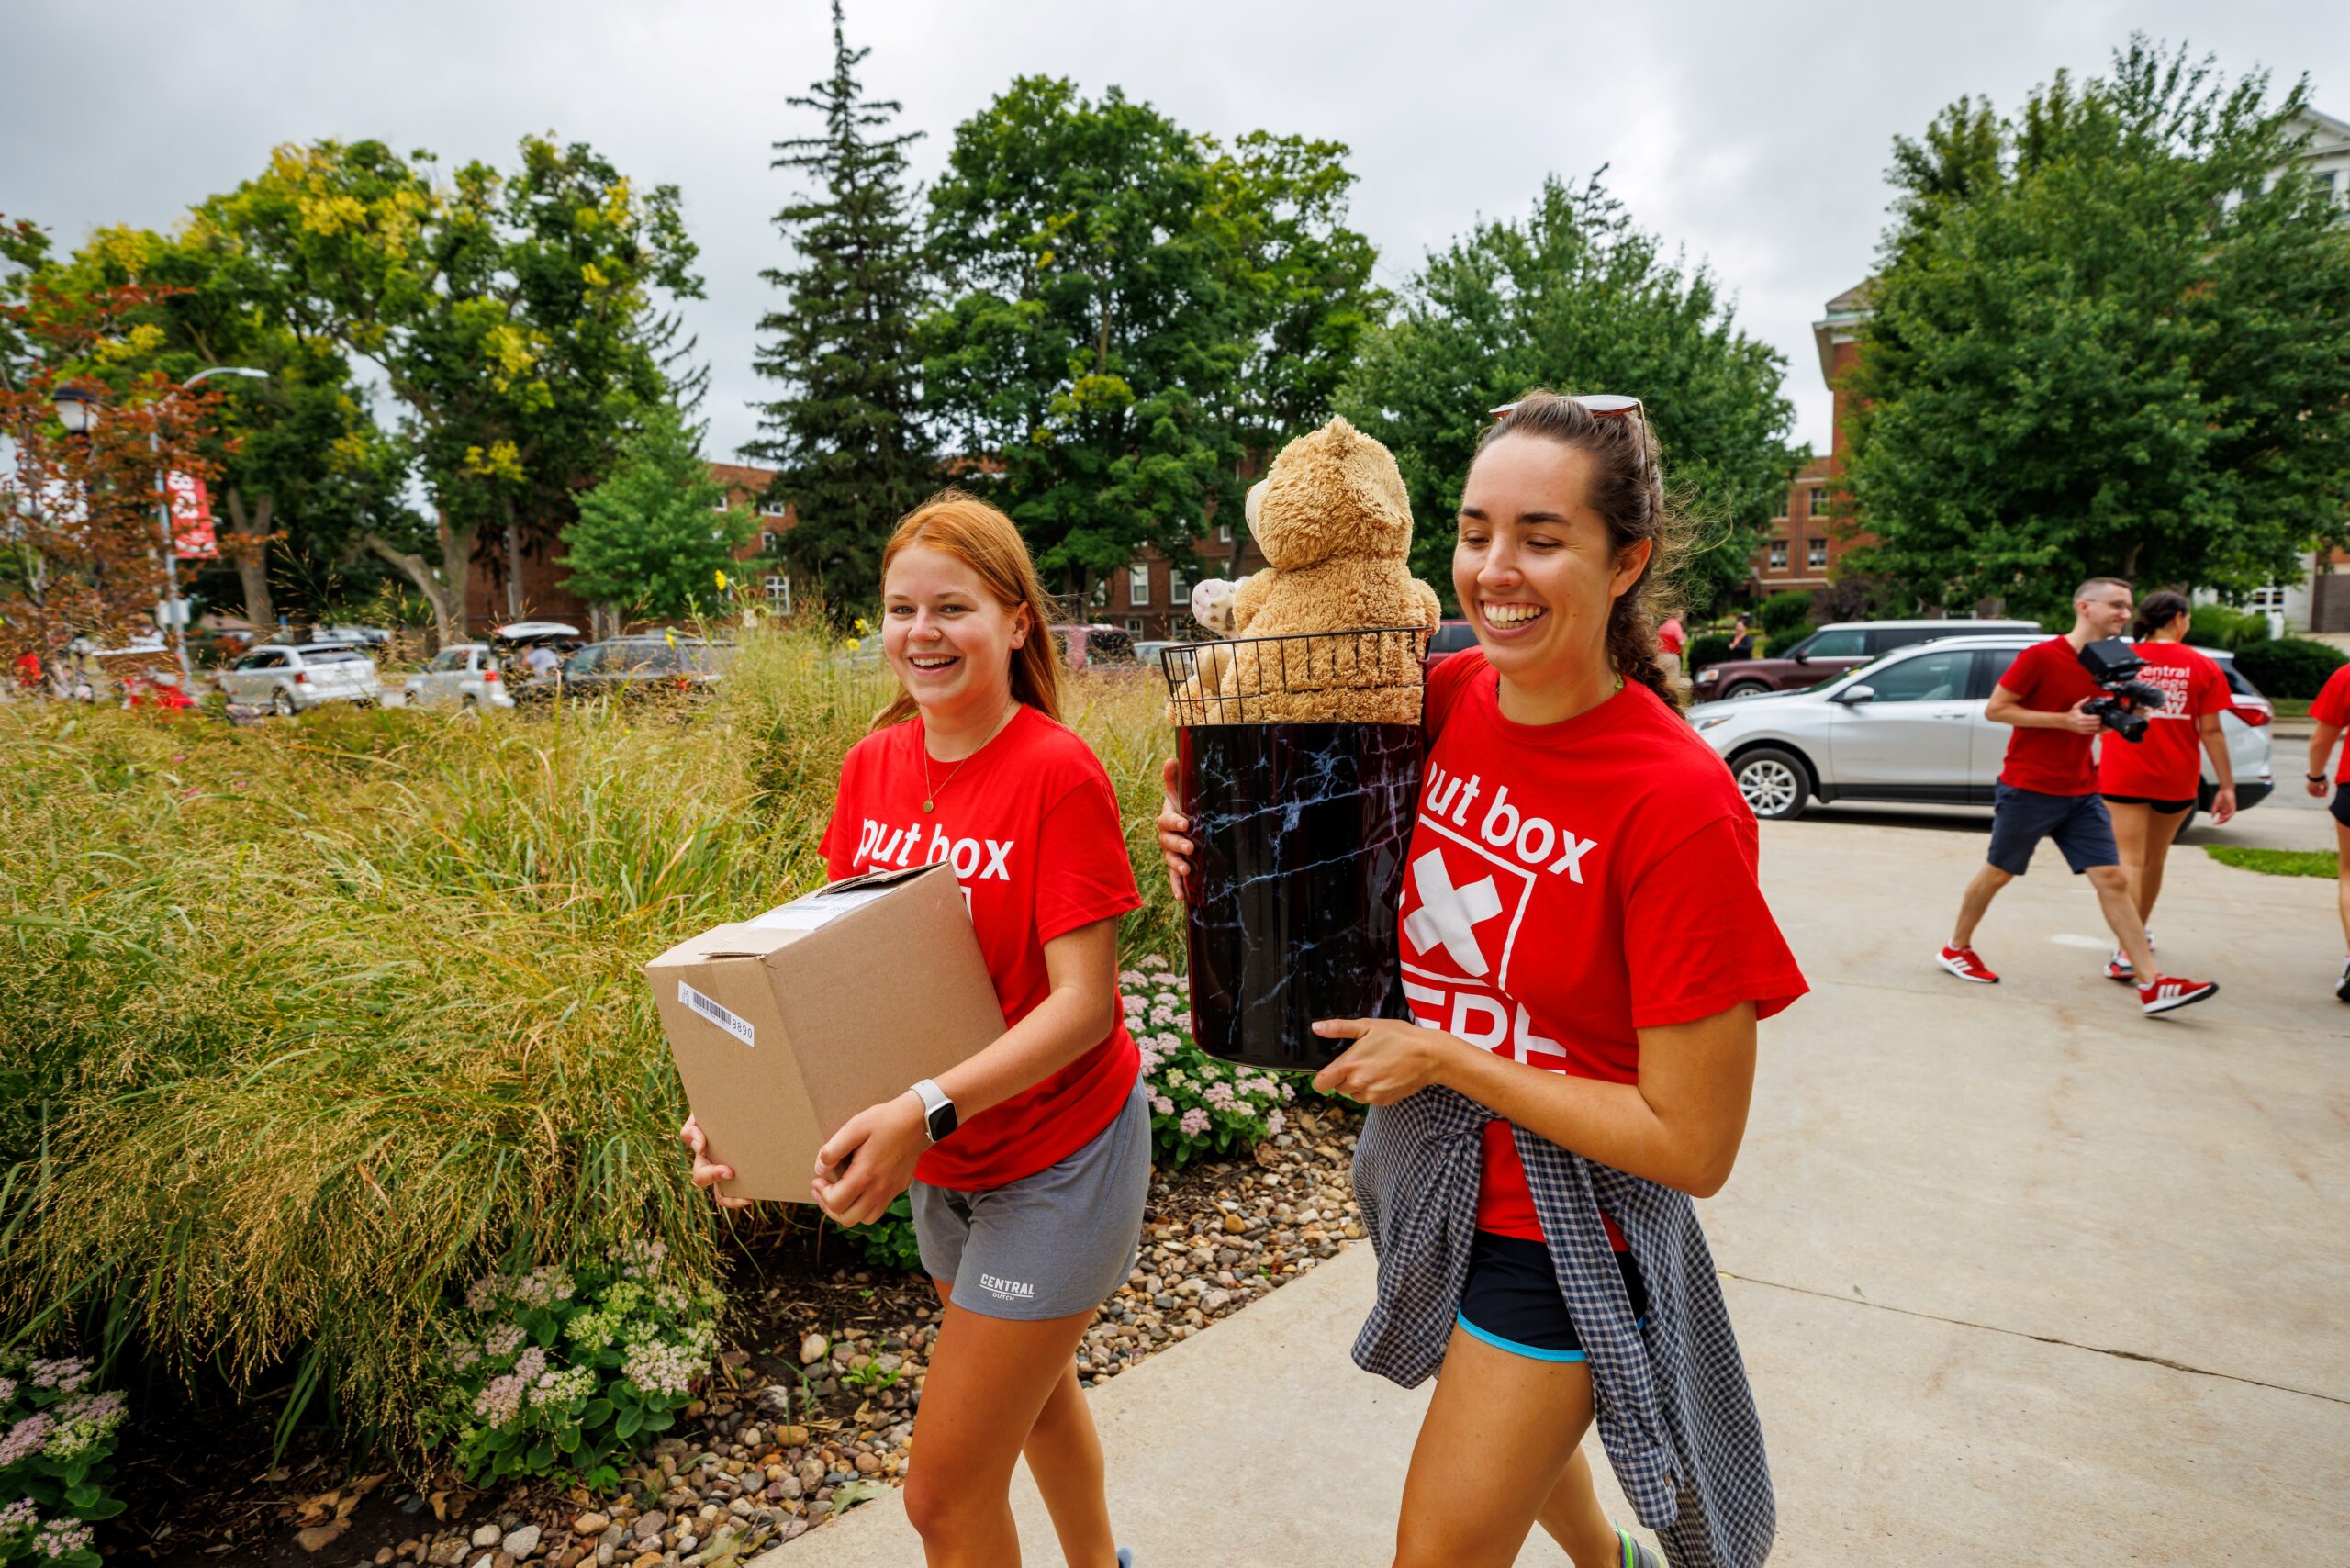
top-left (6, 0), bottom-right (2344, 465)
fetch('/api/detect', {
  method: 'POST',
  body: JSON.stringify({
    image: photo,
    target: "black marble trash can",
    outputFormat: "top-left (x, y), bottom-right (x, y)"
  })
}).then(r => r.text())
top-left (1177, 722), bottom-right (1424, 1071)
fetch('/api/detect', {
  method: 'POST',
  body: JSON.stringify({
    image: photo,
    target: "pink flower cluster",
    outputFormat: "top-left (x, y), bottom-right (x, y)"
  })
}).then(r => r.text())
top-left (41, 1391), bottom-right (127, 1461)
top-left (0, 1416), bottom-right (50, 1468)
top-left (607, 1239), bottom-right (668, 1279)
top-left (0, 1498), bottom-right (35, 1533)
top-left (482, 1323), bottom-right (526, 1361)
top-left (36, 1518), bottom-right (94, 1557)
top-left (26, 1360), bottom-right (90, 1395)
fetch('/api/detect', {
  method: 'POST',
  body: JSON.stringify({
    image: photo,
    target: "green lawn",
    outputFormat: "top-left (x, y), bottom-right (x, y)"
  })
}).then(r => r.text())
top-left (2205, 846), bottom-right (2340, 878)
top-left (2269, 697), bottom-right (2311, 721)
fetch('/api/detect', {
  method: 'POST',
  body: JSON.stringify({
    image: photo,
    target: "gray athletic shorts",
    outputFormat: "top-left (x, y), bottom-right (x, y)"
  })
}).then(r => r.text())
top-left (911, 1080), bottom-right (1151, 1321)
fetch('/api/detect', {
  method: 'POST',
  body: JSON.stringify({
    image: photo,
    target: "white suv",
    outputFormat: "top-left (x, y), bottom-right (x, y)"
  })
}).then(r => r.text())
top-left (1690, 634), bottom-right (2275, 821)
top-left (216, 644), bottom-right (382, 716)
top-left (401, 644), bottom-right (515, 711)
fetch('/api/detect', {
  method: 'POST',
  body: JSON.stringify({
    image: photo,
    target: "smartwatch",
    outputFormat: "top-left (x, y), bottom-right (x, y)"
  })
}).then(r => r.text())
top-left (911, 1079), bottom-right (957, 1145)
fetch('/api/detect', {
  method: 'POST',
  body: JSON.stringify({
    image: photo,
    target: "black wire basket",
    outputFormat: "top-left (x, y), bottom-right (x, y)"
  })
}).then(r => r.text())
top-left (1158, 626), bottom-right (1432, 726)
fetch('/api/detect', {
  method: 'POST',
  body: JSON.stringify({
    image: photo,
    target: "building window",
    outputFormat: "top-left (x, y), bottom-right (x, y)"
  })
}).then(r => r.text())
top-left (1125, 617), bottom-right (1145, 634)
top-left (764, 576), bottom-right (790, 612)
top-left (1808, 487), bottom-right (1830, 519)
top-left (1217, 522), bottom-right (1233, 544)
top-left (759, 531), bottom-right (783, 554)
top-left (761, 500), bottom-right (787, 518)
top-left (712, 495), bottom-right (731, 512)
top-left (1168, 565), bottom-right (1192, 603)
top-left (1767, 540), bottom-right (1789, 571)
top-left (1807, 539), bottom-right (1829, 570)
top-left (1127, 563), bottom-right (1150, 607)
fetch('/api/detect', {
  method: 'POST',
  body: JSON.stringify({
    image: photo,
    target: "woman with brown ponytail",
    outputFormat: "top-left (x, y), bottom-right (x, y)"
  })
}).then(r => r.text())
top-left (1165, 393), bottom-right (1806, 1567)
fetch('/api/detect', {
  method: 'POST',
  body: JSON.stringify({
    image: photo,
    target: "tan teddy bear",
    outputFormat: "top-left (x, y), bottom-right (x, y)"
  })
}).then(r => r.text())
top-left (1212, 417), bottom-right (1441, 724)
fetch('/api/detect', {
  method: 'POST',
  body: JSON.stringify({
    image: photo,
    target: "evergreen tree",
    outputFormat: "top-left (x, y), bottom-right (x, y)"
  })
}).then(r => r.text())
top-left (745, 0), bottom-right (934, 616)
top-left (559, 405), bottom-right (749, 622)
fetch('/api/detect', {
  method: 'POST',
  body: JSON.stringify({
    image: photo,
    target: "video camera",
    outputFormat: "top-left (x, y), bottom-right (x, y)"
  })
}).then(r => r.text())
top-left (2076, 639), bottom-right (2167, 745)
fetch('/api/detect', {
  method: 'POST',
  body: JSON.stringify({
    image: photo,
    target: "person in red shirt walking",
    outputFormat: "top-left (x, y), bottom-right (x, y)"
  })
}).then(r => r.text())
top-left (2094, 590), bottom-right (2236, 980)
top-left (2305, 661), bottom-right (2350, 1002)
top-left (1937, 577), bottom-right (2218, 1014)
top-left (1163, 393), bottom-right (1804, 1568)
top-left (684, 493), bottom-right (1148, 1568)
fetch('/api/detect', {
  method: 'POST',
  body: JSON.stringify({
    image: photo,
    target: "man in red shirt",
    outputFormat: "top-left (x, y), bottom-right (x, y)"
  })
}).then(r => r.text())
top-left (2305, 661), bottom-right (2350, 1002)
top-left (1937, 577), bottom-right (2219, 1015)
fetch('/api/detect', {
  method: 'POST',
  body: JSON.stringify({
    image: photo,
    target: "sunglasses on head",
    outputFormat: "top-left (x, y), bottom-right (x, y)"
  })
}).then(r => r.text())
top-left (1487, 393), bottom-right (1645, 420)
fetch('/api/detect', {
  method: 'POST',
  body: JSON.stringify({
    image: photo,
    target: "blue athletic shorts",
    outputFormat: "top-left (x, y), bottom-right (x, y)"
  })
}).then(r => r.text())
top-left (1455, 1229), bottom-right (1647, 1363)
top-left (1986, 783), bottom-right (2118, 877)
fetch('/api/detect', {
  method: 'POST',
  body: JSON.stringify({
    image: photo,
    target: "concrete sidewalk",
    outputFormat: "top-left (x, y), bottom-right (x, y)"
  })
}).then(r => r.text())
top-left (765, 820), bottom-right (2350, 1566)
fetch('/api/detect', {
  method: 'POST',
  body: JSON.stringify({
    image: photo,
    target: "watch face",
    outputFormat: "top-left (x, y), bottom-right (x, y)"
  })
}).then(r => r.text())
top-left (926, 1102), bottom-right (957, 1141)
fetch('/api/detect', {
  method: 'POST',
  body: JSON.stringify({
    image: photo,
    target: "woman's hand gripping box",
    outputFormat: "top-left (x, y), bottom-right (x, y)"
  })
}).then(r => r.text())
top-left (644, 862), bottom-right (1006, 1203)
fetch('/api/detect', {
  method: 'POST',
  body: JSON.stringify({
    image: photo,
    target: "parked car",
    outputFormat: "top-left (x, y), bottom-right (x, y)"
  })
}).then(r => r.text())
top-left (1692, 619), bottom-right (2043, 700)
top-left (216, 643), bottom-right (382, 715)
top-left (311, 623), bottom-right (393, 649)
top-left (514, 637), bottom-right (730, 701)
top-left (1423, 619), bottom-right (1478, 673)
top-left (401, 644), bottom-right (515, 711)
top-left (1689, 634), bottom-right (2274, 821)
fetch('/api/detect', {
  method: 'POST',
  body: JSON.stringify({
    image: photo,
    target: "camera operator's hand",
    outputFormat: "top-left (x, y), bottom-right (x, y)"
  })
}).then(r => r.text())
top-left (2059, 697), bottom-right (2103, 735)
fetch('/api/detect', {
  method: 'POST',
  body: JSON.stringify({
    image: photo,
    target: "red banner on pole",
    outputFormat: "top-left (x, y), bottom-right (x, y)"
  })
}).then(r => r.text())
top-left (165, 471), bottom-right (218, 559)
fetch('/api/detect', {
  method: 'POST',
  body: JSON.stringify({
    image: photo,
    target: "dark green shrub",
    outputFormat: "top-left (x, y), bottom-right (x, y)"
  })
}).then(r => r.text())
top-left (1757, 591), bottom-right (1813, 643)
top-left (1688, 633), bottom-right (1735, 671)
top-left (2232, 636), bottom-right (2345, 700)
top-left (2188, 603), bottom-right (2270, 651)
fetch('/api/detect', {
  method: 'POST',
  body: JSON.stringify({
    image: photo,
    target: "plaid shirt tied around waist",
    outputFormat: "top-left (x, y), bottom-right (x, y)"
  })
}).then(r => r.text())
top-left (1351, 1086), bottom-right (1774, 1568)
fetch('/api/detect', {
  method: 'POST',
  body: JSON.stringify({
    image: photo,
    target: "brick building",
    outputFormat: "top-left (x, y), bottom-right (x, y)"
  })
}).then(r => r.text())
top-left (1751, 282), bottom-right (1870, 597)
top-left (462, 463), bottom-right (793, 636)
top-left (1094, 508), bottom-right (1270, 641)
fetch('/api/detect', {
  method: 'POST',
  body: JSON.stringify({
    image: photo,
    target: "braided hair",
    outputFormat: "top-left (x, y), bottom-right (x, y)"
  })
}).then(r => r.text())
top-left (1473, 391), bottom-right (1688, 713)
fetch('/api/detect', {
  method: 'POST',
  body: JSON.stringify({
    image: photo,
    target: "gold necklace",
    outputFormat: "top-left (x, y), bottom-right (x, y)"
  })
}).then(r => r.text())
top-left (922, 702), bottom-right (1019, 812)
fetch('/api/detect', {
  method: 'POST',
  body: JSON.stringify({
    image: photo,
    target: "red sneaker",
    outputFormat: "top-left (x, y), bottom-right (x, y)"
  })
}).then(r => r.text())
top-left (1937, 946), bottom-right (1999, 984)
top-left (2139, 975), bottom-right (2218, 1015)
top-left (2105, 951), bottom-right (2134, 983)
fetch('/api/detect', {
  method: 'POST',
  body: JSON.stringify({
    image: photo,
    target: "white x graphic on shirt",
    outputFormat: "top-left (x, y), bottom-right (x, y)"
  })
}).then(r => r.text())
top-left (1402, 848), bottom-right (1503, 977)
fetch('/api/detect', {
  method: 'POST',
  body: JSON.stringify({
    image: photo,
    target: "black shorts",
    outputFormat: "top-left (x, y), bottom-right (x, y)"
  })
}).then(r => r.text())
top-left (2101, 792), bottom-right (2197, 815)
top-left (1987, 784), bottom-right (2119, 876)
top-left (2333, 784), bottom-right (2350, 830)
top-left (1454, 1229), bottom-right (1647, 1362)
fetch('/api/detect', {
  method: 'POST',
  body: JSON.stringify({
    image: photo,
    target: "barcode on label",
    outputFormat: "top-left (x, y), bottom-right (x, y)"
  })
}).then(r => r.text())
top-left (678, 981), bottom-right (755, 1047)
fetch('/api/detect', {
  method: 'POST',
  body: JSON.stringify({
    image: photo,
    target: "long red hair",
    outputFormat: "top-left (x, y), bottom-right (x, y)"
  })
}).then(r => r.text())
top-left (871, 490), bottom-right (1065, 731)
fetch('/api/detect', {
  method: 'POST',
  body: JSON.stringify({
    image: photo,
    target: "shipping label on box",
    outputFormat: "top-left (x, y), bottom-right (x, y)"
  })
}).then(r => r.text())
top-left (645, 862), bottom-right (1006, 1203)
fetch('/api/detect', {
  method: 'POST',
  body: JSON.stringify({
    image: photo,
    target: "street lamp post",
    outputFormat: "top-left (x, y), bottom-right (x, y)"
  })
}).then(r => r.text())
top-left (55, 367), bottom-right (267, 682)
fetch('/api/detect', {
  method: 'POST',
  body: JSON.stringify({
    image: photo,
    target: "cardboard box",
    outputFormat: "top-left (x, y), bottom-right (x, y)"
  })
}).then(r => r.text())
top-left (646, 862), bottom-right (1006, 1204)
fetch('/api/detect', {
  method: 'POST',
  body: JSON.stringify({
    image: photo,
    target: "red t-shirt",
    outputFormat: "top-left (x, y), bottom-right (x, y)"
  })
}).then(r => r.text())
top-left (1403, 653), bottom-right (1808, 1243)
top-left (1997, 637), bottom-right (2101, 796)
top-left (820, 704), bottom-right (1141, 1189)
top-left (2312, 665), bottom-right (2350, 785)
top-left (2094, 642), bottom-right (2229, 801)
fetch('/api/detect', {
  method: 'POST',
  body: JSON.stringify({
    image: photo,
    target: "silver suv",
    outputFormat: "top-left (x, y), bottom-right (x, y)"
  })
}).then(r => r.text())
top-left (216, 644), bottom-right (383, 715)
top-left (1690, 634), bottom-right (2275, 821)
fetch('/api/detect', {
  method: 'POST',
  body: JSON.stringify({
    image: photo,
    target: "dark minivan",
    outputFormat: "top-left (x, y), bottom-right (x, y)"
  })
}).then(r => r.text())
top-left (1693, 619), bottom-right (2042, 700)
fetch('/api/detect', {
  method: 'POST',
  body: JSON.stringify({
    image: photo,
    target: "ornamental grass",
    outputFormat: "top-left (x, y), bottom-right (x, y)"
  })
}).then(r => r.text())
top-left (0, 631), bottom-right (1179, 1452)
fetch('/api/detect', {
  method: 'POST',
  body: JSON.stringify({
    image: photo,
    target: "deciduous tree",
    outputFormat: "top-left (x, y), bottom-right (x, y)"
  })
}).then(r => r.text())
top-left (558, 404), bottom-right (748, 623)
top-left (1842, 39), bottom-right (2350, 613)
top-left (1336, 174), bottom-right (1796, 616)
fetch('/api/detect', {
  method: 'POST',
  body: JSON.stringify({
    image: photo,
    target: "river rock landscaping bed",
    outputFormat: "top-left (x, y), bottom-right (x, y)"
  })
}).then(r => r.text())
top-left (116, 1107), bottom-right (1363, 1567)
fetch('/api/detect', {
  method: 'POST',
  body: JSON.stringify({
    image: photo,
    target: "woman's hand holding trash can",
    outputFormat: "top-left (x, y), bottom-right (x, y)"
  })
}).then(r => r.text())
top-left (678, 1114), bottom-right (753, 1211)
top-left (1306, 1017), bottom-right (1451, 1104)
top-left (1155, 757), bottom-right (1192, 898)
